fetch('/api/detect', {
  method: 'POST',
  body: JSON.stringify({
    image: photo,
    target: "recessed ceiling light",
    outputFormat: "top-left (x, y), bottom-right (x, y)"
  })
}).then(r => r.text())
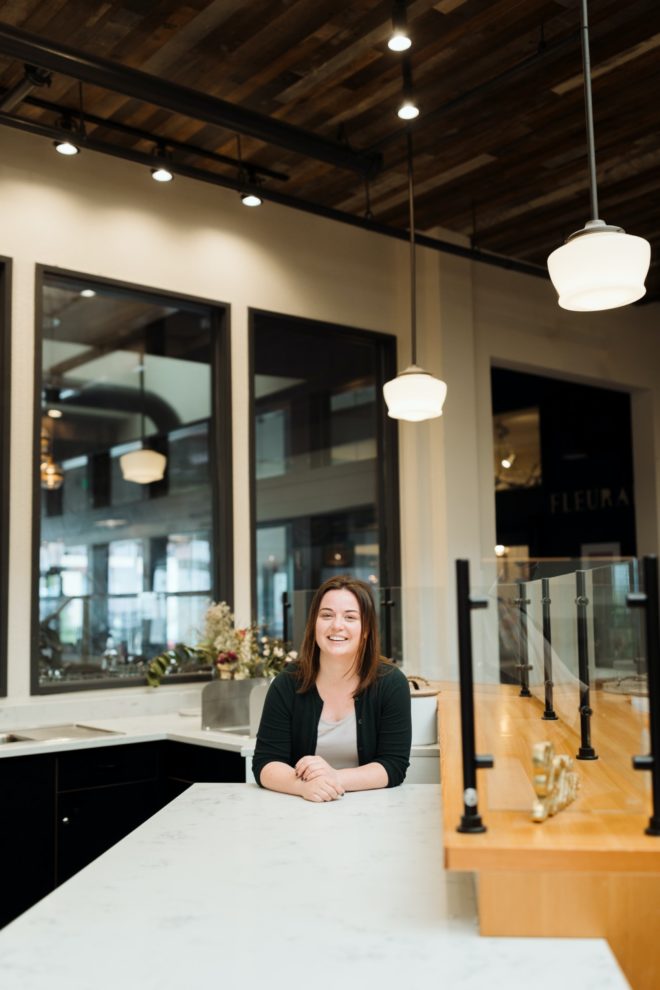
top-left (80, 288), bottom-right (96, 298)
top-left (47, 409), bottom-right (63, 419)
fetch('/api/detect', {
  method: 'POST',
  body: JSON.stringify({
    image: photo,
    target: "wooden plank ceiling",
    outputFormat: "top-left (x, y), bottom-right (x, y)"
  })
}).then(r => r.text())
top-left (1, 0), bottom-right (660, 300)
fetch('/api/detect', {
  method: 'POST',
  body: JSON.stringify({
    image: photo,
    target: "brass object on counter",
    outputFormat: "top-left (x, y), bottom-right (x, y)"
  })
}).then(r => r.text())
top-left (531, 741), bottom-right (580, 822)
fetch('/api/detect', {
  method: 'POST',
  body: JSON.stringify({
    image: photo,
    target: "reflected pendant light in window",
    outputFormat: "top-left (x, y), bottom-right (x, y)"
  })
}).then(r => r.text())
top-left (40, 428), bottom-right (64, 490)
top-left (547, 0), bottom-right (650, 311)
top-left (120, 352), bottom-right (167, 484)
top-left (383, 132), bottom-right (447, 421)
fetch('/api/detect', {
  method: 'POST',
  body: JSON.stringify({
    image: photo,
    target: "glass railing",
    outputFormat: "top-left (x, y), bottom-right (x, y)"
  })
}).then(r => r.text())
top-left (457, 556), bottom-right (652, 831)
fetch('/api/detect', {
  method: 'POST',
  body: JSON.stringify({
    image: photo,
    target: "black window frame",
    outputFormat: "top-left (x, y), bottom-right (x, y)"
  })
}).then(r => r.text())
top-left (0, 258), bottom-right (11, 697)
top-left (248, 308), bottom-right (401, 623)
top-left (31, 265), bottom-right (233, 694)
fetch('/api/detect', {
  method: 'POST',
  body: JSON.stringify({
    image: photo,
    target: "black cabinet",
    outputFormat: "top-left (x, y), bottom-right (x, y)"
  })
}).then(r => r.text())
top-left (163, 741), bottom-right (245, 803)
top-left (1, 737), bottom-right (245, 927)
top-left (56, 743), bottom-right (162, 884)
top-left (0, 753), bottom-right (56, 928)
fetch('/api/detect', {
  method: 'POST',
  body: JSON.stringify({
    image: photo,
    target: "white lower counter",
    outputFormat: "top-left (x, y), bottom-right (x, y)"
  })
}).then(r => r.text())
top-left (0, 783), bottom-right (628, 990)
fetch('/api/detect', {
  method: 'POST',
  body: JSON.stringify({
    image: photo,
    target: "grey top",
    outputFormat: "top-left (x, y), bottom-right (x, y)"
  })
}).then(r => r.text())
top-left (315, 709), bottom-right (359, 769)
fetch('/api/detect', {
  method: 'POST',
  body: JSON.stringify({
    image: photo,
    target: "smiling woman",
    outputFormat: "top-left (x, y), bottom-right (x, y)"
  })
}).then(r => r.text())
top-left (252, 575), bottom-right (412, 802)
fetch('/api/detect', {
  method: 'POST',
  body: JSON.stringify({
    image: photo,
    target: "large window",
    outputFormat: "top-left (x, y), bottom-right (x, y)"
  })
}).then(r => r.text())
top-left (250, 311), bottom-right (400, 653)
top-left (0, 259), bottom-right (10, 697)
top-left (33, 270), bottom-right (231, 691)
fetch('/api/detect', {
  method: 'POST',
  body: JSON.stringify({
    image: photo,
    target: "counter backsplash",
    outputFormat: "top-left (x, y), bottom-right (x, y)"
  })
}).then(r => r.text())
top-left (0, 684), bottom-right (204, 730)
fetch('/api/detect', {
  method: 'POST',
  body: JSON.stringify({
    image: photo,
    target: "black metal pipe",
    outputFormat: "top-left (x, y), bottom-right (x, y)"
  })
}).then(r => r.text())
top-left (514, 581), bottom-right (532, 697)
top-left (455, 559), bottom-right (493, 834)
top-left (281, 591), bottom-right (291, 645)
top-left (541, 578), bottom-right (558, 720)
top-left (0, 22), bottom-right (380, 177)
top-left (380, 588), bottom-right (394, 660)
top-left (575, 570), bottom-right (598, 760)
top-left (0, 64), bottom-right (50, 112)
top-left (627, 555), bottom-right (660, 836)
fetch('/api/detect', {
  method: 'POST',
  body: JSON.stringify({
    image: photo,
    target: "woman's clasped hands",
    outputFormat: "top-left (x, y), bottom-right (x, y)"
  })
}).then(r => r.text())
top-left (295, 755), bottom-right (345, 802)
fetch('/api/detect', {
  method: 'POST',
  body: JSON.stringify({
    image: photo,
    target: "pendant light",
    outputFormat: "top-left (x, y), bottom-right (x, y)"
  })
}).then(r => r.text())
top-left (383, 132), bottom-right (447, 421)
top-left (120, 352), bottom-right (167, 484)
top-left (547, 0), bottom-right (650, 311)
top-left (388, 0), bottom-right (412, 52)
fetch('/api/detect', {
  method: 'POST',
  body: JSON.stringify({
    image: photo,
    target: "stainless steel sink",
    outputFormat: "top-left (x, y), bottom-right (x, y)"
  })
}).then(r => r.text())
top-left (0, 724), bottom-right (123, 744)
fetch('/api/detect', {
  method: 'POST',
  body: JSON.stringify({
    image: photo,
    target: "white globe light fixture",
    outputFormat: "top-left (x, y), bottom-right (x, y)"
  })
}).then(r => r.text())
top-left (547, 0), bottom-right (650, 311)
top-left (119, 448), bottom-right (167, 484)
top-left (120, 353), bottom-right (168, 484)
top-left (383, 131), bottom-right (447, 422)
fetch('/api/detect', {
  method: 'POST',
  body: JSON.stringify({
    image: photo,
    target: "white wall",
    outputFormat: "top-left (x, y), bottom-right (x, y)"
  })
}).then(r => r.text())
top-left (1, 126), bottom-right (659, 704)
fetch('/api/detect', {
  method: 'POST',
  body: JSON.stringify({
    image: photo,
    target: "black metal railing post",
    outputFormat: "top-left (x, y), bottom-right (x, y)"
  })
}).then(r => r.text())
top-left (541, 578), bottom-right (558, 720)
top-left (575, 569), bottom-right (598, 760)
top-left (455, 559), bottom-right (494, 834)
top-left (281, 590), bottom-right (291, 644)
top-left (380, 588), bottom-right (394, 659)
top-left (627, 555), bottom-right (660, 836)
top-left (514, 581), bottom-right (532, 697)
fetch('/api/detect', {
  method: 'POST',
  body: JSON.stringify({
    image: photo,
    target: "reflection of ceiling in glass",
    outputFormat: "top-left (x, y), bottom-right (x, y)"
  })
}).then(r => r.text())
top-left (494, 407), bottom-right (541, 491)
top-left (254, 374), bottom-right (305, 399)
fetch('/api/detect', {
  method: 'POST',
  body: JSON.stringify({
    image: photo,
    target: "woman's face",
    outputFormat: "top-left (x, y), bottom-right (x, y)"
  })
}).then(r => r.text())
top-left (315, 588), bottom-right (363, 665)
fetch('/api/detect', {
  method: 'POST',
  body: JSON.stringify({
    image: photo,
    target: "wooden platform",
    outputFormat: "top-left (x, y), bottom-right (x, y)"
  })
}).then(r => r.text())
top-left (438, 683), bottom-right (660, 990)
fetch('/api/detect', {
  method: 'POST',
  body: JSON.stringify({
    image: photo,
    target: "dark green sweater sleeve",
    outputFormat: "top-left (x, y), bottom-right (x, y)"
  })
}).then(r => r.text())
top-left (371, 665), bottom-right (412, 787)
top-left (252, 671), bottom-right (295, 787)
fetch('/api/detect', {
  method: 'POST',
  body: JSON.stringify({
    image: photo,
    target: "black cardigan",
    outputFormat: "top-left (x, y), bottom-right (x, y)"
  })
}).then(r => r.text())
top-left (252, 661), bottom-right (412, 787)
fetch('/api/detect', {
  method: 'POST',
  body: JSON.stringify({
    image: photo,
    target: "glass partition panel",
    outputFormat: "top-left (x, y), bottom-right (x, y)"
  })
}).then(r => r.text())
top-left (464, 558), bottom-right (651, 823)
top-left (35, 271), bottom-right (229, 690)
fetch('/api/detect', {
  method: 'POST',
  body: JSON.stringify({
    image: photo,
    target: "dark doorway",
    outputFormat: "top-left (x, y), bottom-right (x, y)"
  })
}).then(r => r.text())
top-left (491, 367), bottom-right (636, 560)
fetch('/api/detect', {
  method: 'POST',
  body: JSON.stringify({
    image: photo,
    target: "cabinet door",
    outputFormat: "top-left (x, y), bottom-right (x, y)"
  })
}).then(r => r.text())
top-left (0, 754), bottom-right (55, 927)
top-left (165, 741), bottom-right (245, 787)
top-left (57, 779), bottom-right (161, 883)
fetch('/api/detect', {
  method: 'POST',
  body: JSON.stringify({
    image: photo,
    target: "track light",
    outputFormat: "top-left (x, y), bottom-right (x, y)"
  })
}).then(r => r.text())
top-left (241, 191), bottom-right (262, 207)
top-left (53, 139), bottom-right (79, 156)
top-left (150, 143), bottom-right (173, 182)
top-left (53, 113), bottom-right (81, 156)
top-left (397, 56), bottom-right (419, 120)
top-left (397, 100), bottom-right (419, 120)
top-left (547, 0), bottom-right (650, 310)
top-left (151, 165), bottom-right (173, 182)
top-left (388, 1), bottom-right (412, 52)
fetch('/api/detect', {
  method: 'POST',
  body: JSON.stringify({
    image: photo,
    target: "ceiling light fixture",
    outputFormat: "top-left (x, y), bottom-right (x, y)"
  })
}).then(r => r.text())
top-left (80, 288), bottom-right (96, 298)
top-left (53, 112), bottom-right (81, 156)
top-left (119, 352), bottom-right (167, 485)
top-left (397, 56), bottom-right (419, 120)
top-left (150, 142), bottom-right (173, 183)
top-left (241, 190), bottom-right (262, 208)
top-left (383, 132), bottom-right (447, 422)
top-left (388, 0), bottom-right (412, 52)
top-left (547, 0), bottom-right (650, 311)
top-left (501, 453), bottom-right (516, 469)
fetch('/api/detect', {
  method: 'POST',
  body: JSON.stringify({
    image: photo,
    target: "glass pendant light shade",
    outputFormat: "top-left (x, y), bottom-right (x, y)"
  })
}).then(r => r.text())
top-left (548, 221), bottom-right (651, 311)
top-left (119, 448), bottom-right (167, 484)
top-left (383, 364), bottom-right (447, 421)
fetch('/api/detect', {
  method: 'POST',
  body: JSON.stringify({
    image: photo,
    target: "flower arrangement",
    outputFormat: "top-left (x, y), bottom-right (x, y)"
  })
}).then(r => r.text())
top-left (146, 600), bottom-right (297, 687)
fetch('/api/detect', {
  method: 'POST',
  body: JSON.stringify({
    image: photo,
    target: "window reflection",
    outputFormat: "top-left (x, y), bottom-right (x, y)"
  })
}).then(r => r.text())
top-left (252, 313), bottom-right (398, 654)
top-left (37, 274), bottom-right (224, 688)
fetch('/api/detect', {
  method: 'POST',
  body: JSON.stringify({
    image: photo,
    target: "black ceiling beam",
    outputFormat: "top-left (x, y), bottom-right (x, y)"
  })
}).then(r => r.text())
top-left (22, 92), bottom-right (289, 183)
top-left (0, 109), bottom-right (546, 285)
top-left (0, 22), bottom-right (381, 177)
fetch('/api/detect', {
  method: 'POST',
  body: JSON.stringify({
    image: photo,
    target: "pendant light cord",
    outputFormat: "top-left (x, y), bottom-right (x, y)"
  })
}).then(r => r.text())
top-left (580, 0), bottom-right (599, 221)
top-left (407, 128), bottom-right (417, 366)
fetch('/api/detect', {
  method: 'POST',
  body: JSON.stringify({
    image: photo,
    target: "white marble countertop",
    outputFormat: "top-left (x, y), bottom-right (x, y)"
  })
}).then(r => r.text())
top-left (0, 783), bottom-right (628, 990)
top-left (0, 710), bottom-right (439, 760)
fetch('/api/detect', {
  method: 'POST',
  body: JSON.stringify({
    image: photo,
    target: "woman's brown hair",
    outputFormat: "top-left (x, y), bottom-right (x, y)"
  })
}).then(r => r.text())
top-left (295, 575), bottom-right (385, 695)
